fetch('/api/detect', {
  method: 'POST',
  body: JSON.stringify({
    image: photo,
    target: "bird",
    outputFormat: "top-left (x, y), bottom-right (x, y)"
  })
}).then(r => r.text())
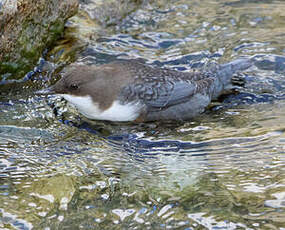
top-left (36, 58), bottom-right (252, 122)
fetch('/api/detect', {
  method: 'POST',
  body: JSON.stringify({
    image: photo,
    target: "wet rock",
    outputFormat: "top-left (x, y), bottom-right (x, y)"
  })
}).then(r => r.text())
top-left (79, 0), bottom-right (146, 27)
top-left (0, 0), bottom-right (78, 80)
top-left (45, 0), bottom-right (149, 64)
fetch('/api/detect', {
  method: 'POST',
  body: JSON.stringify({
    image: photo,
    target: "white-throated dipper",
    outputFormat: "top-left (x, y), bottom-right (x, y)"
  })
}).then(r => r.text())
top-left (37, 59), bottom-right (252, 122)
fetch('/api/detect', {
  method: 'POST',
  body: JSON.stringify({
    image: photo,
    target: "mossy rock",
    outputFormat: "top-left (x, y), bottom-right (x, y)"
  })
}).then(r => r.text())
top-left (0, 0), bottom-right (78, 80)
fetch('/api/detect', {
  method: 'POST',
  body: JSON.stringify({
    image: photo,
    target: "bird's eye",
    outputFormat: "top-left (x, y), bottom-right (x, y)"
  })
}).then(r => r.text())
top-left (70, 83), bottom-right (79, 90)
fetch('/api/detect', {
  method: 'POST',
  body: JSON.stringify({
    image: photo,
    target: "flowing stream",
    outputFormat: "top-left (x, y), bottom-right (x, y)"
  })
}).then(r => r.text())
top-left (1, 0), bottom-right (285, 229)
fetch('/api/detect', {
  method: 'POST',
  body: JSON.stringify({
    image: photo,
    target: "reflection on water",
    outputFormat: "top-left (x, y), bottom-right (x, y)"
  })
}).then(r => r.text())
top-left (1, 0), bottom-right (285, 229)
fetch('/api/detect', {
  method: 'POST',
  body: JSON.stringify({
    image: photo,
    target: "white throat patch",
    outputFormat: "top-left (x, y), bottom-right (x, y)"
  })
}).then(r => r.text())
top-left (60, 94), bottom-right (142, 122)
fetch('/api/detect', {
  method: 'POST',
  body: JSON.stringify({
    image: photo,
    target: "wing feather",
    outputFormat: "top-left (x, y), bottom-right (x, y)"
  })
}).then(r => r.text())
top-left (121, 80), bottom-right (198, 111)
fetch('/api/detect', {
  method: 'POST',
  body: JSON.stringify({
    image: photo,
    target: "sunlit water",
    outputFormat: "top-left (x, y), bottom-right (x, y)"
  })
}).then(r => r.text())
top-left (1, 0), bottom-right (285, 229)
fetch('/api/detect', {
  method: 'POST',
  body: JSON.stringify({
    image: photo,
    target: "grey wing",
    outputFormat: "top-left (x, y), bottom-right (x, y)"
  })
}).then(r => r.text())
top-left (122, 81), bottom-right (197, 111)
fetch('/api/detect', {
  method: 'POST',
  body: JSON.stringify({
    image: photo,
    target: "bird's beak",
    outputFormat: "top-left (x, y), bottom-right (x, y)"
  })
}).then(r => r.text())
top-left (35, 86), bottom-right (56, 95)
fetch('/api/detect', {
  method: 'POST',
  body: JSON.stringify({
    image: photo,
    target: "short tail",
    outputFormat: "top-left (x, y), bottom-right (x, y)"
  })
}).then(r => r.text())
top-left (217, 57), bottom-right (253, 86)
top-left (210, 57), bottom-right (253, 99)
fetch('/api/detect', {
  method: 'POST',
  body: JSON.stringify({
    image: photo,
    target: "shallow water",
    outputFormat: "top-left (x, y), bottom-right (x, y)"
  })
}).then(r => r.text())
top-left (1, 0), bottom-right (285, 229)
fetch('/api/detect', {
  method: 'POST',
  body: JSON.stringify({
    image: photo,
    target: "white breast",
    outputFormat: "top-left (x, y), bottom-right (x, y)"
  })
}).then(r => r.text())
top-left (61, 94), bottom-right (142, 122)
